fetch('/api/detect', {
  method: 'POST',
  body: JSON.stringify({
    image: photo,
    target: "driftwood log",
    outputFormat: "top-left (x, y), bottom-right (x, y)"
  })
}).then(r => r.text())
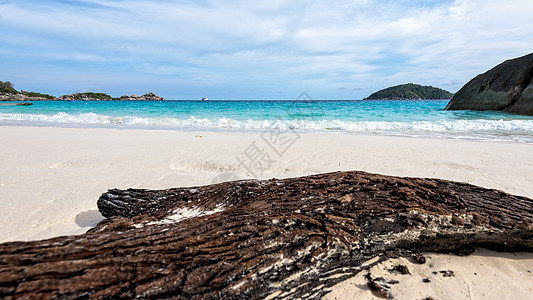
top-left (1, 171), bottom-right (533, 299)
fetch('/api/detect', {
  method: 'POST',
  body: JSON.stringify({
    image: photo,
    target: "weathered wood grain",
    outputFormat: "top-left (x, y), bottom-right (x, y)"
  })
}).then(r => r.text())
top-left (1, 171), bottom-right (532, 299)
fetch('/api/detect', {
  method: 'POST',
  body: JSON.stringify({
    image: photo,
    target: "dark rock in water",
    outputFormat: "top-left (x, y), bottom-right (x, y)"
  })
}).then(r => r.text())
top-left (0, 102), bottom-right (32, 106)
top-left (445, 53), bottom-right (533, 115)
top-left (0, 171), bottom-right (532, 299)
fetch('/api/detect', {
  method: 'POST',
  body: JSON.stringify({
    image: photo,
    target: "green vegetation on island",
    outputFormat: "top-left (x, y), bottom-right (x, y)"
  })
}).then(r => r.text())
top-left (20, 91), bottom-right (55, 100)
top-left (65, 92), bottom-right (113, 100)
top-left (0, 81), bottom-right (55, 99)
top-left (0, 80), bottom-right (165, 101)
top-left (0, 81), bottom-right (19, 95)
top-left (364, 83), bottom-right (454, 100)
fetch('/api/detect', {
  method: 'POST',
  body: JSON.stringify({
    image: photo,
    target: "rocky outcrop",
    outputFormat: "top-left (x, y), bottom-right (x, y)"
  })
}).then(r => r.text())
top-left (445, 53), bottom-right (533, 115)
top-left (56, 92), bottom-right (165, 101)
top-left (0, 171), bottom-right (532, 299)
top-left (0, 94), bottom-right (49, 101)
top-left (119, 92), bottom-right (165, 101)
top-left (0, 93), bottom-right (27, 101)
top-left (56, 92), bottom-right (113, 101)
top-left (0, 83), bottom-right (165, 101)
top-left (0, 85), bottom-right (56, 101)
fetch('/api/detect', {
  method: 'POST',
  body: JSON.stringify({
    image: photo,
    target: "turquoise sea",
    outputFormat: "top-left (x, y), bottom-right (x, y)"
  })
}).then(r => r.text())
top-left (1, 99), bottom-right (533, 143)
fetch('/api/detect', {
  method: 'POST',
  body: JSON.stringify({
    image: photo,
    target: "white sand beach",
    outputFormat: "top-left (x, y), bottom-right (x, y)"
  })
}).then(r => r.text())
top-left (324, 248), bottom-right (533, 300)
top-left (2, 125), bottom-right (533, 243)
top-left (1, 125), bottom-right (532, 299)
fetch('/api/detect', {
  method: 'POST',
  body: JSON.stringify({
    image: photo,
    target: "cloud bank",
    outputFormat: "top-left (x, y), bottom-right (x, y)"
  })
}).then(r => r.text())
top-left (0, 0), bottom-right (532, 99)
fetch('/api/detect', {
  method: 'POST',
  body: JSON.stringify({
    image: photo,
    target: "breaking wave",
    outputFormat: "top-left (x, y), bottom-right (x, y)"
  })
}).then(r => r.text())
top-left (2, 112), bottom-right (533, 143)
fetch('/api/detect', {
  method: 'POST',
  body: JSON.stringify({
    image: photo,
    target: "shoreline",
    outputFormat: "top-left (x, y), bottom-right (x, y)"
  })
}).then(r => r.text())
top-left (2, 99), bottom-right (533, 144)
top-left (1, 119), bottom-right (533, 145)
top-left (1, 125), bottom-right (533, 243)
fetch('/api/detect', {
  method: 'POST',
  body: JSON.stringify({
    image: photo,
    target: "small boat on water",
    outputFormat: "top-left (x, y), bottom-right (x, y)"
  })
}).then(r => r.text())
top-left (202, 98), bottom-right (208, 101)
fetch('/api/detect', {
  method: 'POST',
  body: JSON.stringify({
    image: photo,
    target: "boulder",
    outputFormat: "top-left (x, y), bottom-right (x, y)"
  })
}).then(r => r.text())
top-left (0, 171), bottom-right (532, 299)
top-left (142, 92), bottom-right (165, 101)
top-left (445, 53), bottom-right (533, 115)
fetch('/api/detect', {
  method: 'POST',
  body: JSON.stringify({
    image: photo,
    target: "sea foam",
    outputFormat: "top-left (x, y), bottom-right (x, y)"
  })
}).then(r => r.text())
top-left (2, 112), bottom-right (533, 143)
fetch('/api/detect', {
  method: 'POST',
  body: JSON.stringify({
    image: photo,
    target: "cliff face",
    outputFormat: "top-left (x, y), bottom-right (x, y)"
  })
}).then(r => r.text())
top-left (445, 53), bottom-right (533, 115)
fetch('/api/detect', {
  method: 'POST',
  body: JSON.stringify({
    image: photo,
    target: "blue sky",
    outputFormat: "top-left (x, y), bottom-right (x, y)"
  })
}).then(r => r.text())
top-left (1, 0), bottom-right (532, 100)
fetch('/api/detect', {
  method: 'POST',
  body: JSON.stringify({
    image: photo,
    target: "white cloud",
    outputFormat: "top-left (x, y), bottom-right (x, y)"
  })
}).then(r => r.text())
top-left (0, 0), bottom-right (532, 99)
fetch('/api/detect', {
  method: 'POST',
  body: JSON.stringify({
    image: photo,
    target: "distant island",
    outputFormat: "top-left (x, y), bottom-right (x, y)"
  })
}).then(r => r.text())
top-left (364, 83), bottom-right (454, 100)
top-left (57, 92), bottom-right (164, 101)
top-left (0, 81), bottom-right (165, 101)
